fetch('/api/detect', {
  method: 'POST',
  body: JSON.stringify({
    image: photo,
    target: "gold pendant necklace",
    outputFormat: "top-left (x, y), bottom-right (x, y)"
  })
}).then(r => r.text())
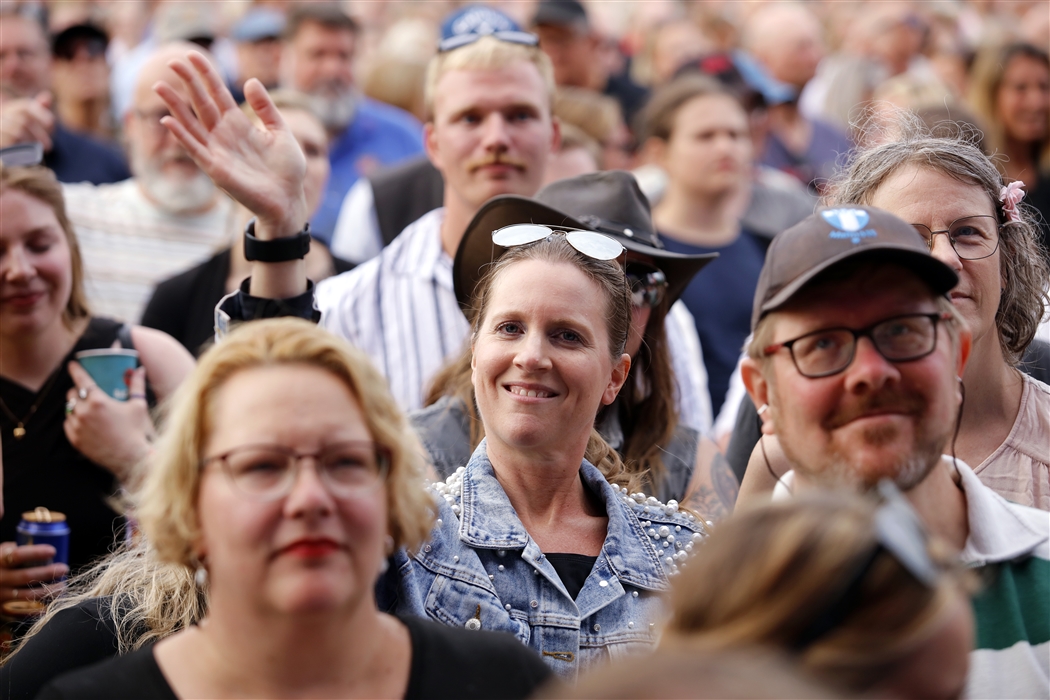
top-left (0, 369), bottom-right (63, 440)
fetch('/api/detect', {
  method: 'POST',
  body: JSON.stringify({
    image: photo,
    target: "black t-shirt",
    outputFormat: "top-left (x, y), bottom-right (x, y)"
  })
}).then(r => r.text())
top-left (33, 613), bottom-right (550, 700)
top-left (140, 249), bottom-right (230, 357)
top-left (0, 318), bottom-right (130, 572)
top-left (545, 553), bottom-right (598, 600)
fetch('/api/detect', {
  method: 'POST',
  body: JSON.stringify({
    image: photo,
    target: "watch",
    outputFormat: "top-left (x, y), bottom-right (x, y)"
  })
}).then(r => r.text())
top-left (243, 218), bottom-right (311, 262)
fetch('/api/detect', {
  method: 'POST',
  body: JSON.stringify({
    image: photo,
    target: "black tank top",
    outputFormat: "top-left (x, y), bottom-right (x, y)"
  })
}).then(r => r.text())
top-left (1, 318), bottom-right (137, 572)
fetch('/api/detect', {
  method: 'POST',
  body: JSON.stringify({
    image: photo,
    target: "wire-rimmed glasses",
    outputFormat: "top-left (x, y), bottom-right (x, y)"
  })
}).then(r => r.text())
top-left (201, 441), bottom-right (390, 500)
top-left (763, 313), bottom-right (951, 378)
top-left (911, 215), bottom-right (1000, 260)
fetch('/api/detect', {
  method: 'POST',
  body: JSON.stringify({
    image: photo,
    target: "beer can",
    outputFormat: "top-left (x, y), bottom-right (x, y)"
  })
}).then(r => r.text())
top-left (16, 507), bottom-right (70, 566)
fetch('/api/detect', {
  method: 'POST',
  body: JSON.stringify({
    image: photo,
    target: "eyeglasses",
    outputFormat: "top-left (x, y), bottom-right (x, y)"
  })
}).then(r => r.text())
top-left (791, 480), bottom-right (940, 650)
top-left (201, 441), bottom-right (390, 501)
top-left (54, 37), bottom-right (107, 62)
top-left (911, 215), bottom-right (1000, 261)
top-left (626, 263), bottom-right (667, 309)
top-left (763, 312), bottom-right (951, 378)
top-left (492, 224), bottom-right (625, 261)
top-left (0, 142), bottom-right (44, 167)
top-left (131, 109), bottom-right (174, 138)
top-left (438, 29), bottom-right (539, 53)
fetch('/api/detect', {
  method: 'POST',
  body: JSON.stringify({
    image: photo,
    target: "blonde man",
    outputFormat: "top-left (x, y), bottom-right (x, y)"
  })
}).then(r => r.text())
top-left (316, 6), bottom-right (560, 411)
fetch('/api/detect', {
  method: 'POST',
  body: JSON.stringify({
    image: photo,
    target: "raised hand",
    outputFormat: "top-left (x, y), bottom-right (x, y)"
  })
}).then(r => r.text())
top-left (153, 51), bottom-right (307, 240)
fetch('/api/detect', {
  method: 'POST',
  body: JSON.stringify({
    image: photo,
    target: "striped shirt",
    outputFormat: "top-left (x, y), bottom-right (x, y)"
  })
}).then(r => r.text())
top-left (317, 208), bottom-right (713, 432)
top-left (957, 461), bottom-right (1049, 700)
top-left (64, 179), bottom-right (237, 324)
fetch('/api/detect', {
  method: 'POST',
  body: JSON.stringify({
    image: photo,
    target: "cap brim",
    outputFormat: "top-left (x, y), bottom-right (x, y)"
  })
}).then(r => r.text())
top-left (757, 245), bottom-right (959, 326)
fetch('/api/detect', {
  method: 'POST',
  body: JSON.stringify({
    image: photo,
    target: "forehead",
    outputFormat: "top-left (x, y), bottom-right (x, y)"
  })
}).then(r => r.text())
top-left (292, 21), bottom-right (354, 50)
top-left (868, 165), bottom-right (995, 223)
top-left (133, 55), bottom-right (191, 110)
top-left (0, 15), bottom-right (46, 49)
top-left (674, 93), bottom-right (748, 131)
top-left (282, 108), bottom-right (327, 145)
top-left (486, 258), bottom-right (607, 321)
top-left (432, 61), bottom-right (550, 119)
top-left (0, 188), bottom-right (62, 238)
top-left (771, 263), bottom-right (940, 336)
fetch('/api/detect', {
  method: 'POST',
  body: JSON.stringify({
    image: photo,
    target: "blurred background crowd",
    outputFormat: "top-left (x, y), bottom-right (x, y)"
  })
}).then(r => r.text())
top-left (1, 0), bottom-right (1047, 425)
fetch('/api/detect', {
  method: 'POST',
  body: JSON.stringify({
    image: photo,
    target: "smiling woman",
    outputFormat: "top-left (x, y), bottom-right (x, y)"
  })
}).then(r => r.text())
top-left (385, 234), bottom-right (707, 683)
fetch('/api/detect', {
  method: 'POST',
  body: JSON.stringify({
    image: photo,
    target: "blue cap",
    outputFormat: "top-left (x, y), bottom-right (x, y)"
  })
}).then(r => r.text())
top-left (731, 51), bottom-right (797, 105)
top-left (231, 8), bottom-right (286, 43)
top-left (441, 4), bottom-right (522, 40)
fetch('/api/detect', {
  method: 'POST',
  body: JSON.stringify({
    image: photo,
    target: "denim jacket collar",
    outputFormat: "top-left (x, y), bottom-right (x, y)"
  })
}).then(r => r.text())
top-left (452, 440), bottom-right (686, 592)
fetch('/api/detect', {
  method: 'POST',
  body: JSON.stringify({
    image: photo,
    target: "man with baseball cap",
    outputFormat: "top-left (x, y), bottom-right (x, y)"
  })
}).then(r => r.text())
top-left (739, 207), bottom-right (1049, 699)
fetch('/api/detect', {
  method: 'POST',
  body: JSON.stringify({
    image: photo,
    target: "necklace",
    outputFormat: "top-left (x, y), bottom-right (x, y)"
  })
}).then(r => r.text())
top-left (0, 368), bottom-right (63, 440)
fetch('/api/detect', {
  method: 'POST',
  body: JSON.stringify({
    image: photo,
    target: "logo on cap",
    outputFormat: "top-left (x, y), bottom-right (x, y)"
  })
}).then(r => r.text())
top-left (450, 6), bottom-right (517, 36)
top-left (823, 208), bottom-right (877, 244)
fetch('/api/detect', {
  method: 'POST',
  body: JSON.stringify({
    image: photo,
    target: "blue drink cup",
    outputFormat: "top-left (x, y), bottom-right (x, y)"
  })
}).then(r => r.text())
top-left (16, 508), bottom-right (70, 567)
top-left (73, 349), bottom-right (139, 400)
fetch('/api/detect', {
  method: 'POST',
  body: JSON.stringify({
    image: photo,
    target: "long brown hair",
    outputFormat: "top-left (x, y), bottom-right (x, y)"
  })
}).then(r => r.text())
top-left (0, 165), bottom-right (90, 327)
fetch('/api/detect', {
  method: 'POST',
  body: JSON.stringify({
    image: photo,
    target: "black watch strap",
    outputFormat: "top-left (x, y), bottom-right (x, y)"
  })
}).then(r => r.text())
top-left (243, 218), bottom-right (311, 262)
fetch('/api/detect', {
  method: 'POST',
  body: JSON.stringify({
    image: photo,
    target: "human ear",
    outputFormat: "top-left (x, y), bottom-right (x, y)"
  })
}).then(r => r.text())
top-left (423, 122), bottom-right (443, 173)
top-left (602, 353), bottom-right (631, 406)
top-left (741, 358), bottom-right (775, 435)
top-left (549, 115), bottom-right (562, 155)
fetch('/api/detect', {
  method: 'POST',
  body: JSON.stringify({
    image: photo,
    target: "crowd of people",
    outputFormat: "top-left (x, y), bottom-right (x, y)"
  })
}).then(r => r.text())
top-left (1, 0), bottom-right (1048, 698)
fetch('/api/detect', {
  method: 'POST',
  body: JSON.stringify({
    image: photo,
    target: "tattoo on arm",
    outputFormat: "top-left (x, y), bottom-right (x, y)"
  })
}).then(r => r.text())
top-left (682, 452), bottom-right (740, 524)
top-left (711, 452), bottom-right (740, 509)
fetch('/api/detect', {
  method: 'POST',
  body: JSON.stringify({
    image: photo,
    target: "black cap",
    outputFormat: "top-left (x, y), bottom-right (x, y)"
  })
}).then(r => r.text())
top-left (752, 206), bottom-right (959, 329)
top-left (532, 0), bottom-right (590, 29)
top-left (454, 170), bottom-right (716, 310)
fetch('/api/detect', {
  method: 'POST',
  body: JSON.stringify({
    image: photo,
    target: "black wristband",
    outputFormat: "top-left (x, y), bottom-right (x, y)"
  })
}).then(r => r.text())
top-left (243, 218), bottom-right (311, 262)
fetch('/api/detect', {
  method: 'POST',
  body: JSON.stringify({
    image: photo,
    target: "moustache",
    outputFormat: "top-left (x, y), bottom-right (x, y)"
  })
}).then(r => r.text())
top-left (465, 153), bottom-right (528, 172)
top-left (823, 391), bottom-right (927, 431)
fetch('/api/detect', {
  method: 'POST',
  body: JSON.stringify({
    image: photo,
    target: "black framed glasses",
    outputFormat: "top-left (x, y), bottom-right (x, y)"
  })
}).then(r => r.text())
top-left (438, 29), bottom-right (539, 53)
top-left (201, 441), bottom-right (390, 501)
top-left (763, 312), bottom-right (951, 378)
top-left (626, 263), bottom-right (667, 309)
top-left (791, 480), bottom-right (940, 650)
top-left (492, 224), bottom-right (625, 261)
top-left (0, 142), bottom-right (44, 167)
top-left (911, 215), bottom-right (1000, 261)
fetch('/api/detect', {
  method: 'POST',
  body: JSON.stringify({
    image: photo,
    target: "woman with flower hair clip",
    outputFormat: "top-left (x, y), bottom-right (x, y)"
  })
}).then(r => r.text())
top-left (739, 116), bottom-right (1050, 511)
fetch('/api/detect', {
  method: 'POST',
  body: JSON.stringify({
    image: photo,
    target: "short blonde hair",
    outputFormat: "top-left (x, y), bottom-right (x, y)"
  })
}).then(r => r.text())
top-left (423, 36), bottom-right (555, 120)
top-left (136, 318), bottom-right (434, 569)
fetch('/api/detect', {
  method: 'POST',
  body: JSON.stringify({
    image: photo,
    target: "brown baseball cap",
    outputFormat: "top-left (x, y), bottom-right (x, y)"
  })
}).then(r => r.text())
top-left (751, 206), bottom-right (958, 330)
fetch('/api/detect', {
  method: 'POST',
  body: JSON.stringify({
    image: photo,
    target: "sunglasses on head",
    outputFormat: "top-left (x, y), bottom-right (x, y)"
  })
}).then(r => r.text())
top-left (492, 224), bottom-right (625, 261)
top-left (790, 480), bottom-right (941, 650)
top-left (0, 142), bottom-right (44, 167)
top-left (438, 29), bottom-right (539, 53)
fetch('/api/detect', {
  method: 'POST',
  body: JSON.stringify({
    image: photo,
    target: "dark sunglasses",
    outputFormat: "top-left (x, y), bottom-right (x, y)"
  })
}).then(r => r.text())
top-left (54, 36), bottom-right (107, 61)
top-left (438, 29), bottom-right (539, 53)
top-left (626, 263), bottom-right (667, 309)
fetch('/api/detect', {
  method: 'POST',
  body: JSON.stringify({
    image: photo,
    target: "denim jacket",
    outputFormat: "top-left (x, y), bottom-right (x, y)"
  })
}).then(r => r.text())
top-left (381, 440), bottom-right (707, 681)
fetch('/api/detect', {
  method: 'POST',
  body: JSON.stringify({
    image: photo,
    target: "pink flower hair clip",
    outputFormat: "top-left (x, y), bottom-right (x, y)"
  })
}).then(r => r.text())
top-left (999, 180), bottom-right (1026, 224)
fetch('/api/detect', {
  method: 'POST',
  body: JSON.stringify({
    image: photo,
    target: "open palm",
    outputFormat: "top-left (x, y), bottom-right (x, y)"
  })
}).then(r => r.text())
top-left (154, 51), bottom-right (307, 236)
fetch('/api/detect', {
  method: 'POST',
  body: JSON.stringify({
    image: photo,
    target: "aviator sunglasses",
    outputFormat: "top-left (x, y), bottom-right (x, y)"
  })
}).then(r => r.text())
top-left (492, 224), bottom-right (625, 260)
top-left (626, 263), bottom-right (668, 309)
